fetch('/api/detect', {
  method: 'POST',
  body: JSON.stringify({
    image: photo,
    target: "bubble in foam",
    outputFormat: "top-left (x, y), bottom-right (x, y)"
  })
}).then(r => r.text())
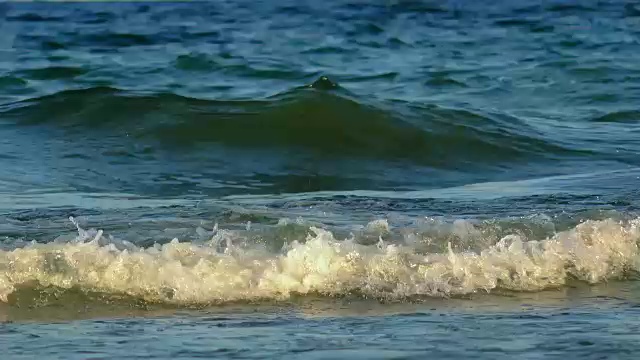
top-left (366, 219), bottom-right (390, 233)
top-left (0, 218), bottom-right (638, 304)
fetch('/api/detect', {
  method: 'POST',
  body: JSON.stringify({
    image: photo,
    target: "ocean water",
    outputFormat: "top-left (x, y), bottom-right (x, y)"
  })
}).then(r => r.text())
top-left (2, 0), bottom-right (640, 358)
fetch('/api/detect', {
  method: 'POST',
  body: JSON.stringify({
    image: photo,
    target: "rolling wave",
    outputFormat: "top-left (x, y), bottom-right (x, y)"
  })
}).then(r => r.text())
top-left (0, 86), bottom-right (586, 169)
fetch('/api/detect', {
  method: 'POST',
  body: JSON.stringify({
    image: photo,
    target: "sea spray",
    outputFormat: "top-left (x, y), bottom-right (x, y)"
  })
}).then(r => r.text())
top-left (1, 218), bottom-right (638, 305)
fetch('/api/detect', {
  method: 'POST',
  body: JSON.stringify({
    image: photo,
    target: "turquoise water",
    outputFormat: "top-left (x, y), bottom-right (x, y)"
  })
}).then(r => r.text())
top-left (2, 0), bottom-right (640, 358)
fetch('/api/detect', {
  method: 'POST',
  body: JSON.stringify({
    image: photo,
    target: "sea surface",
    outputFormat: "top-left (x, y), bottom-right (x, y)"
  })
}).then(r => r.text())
top-left (1, 0), bottom-right (640, 358)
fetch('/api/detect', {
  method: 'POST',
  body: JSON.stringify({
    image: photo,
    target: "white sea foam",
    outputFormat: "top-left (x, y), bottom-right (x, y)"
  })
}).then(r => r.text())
top-left (0, 218), bottom-right (638, 304)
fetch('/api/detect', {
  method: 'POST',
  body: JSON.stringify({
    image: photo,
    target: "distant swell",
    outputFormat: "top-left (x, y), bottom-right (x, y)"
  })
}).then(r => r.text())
top-left (0, 86), bottom-right (584, 168)
top-left (1, 218), bottom-right (638, 306)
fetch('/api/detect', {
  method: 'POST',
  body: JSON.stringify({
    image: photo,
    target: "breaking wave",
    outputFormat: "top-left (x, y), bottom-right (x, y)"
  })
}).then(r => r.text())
top-left (1, 217), bottom-right (638, 306)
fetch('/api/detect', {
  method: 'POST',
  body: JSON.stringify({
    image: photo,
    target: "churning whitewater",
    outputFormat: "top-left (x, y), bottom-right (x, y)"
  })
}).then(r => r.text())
top-left (1, 217), bottom-right (638, 305)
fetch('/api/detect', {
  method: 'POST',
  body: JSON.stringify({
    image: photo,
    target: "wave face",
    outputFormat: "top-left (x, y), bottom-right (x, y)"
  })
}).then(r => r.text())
top-left (1, 87), bottom-right (584, 166)
top-left (2, 217), bottom-right (639, 306)
top-left (1, 0), bottom-right (639, 198)
top-left (3, 84), bottom-right (617, 196)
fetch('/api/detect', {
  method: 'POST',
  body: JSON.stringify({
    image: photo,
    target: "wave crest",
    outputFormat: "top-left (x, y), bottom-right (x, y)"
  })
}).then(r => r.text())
top-left (1, 87), bottom-right (584, 168)
top-left (1, 218), bottom-right (638, 305)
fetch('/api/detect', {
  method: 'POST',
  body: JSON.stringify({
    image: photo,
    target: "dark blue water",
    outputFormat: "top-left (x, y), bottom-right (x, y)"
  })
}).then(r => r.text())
top-left (1, 1), bottom-right (640, 358)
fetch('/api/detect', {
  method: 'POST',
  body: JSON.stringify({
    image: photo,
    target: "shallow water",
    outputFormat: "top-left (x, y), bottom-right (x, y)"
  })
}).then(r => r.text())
top-left (2, 0), bottom-right (640, 358)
